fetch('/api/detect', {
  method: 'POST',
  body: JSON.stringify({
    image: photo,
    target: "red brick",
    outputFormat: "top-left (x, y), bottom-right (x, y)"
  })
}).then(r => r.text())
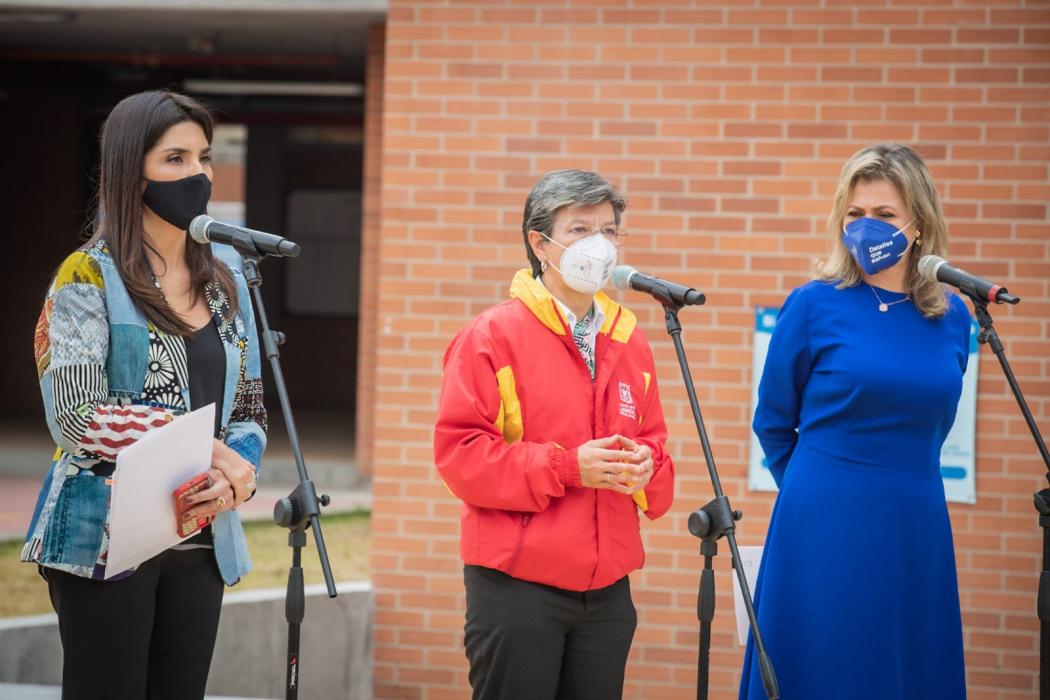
top-left (924, 8), bottom-right (988, 26)
top-left (693, 27), bottom-right (756, 44)
top-left (920, 86), bottom-right (984, 103)
top-left (792, 8), bottom-right (852, 25)
top-left (758, 28), bottom-right (820, 44)
top-left (822, 66), bottom-right (882, 82)
top-left (986, 126), bottom-right (1050, 143)
top-left (953, 106), bottom-right (1018, 123)
top-left (957, 67), bottom-right (1021, 84)
top-left (566, 64), bottom-right (624, 81)
top-left (632, 64), bottom-right (691, 82)
top-left (1024, 68), bottom-right (1050, 84)
top-left (665, 9), bottom-right (724, 25)
top-left (603, 9), bottom-right (661, 24)
top-left (757, 66), bottom-right (818, 82)
top-left (789, 123), bottom-right (848, 140)
top-left (991, 8), bottom-right (1050, 25)
top-left (923, 48), bottom-right (987, 64)
top-left (725, 46), bottom-right (786, 63)
top-left (1023, 28), bottom-right (1050, 45)
top-left (889, 66), bottom-right (952, 83)
top-left (989, 86), bottom-right (1050, 104)
top-left (986, 47), bottom-right (1045, 63)
top-left (725, 123), bottom-right (783, 139)
top-left (716, 85), bottom-right (778, 101)
top-left (478, 7), bottom-right (535, 23)
top-left (790, 46), bottom-right (852, 63)
top-left (957, 27), bottom-right (1022, 44)
top-left (539, 8), bottom-right (600, 24)
top-left (823, 27), bottom-right (887, 45)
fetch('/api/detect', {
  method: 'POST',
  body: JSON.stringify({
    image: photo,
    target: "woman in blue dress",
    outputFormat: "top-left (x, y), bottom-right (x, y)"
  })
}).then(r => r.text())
top-left (740, 143), bottom-right (971, 700)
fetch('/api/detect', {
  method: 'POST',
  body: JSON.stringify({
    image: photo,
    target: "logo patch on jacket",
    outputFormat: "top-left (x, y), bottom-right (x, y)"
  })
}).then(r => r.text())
top-left (618, 381), bottom-right (636, 420)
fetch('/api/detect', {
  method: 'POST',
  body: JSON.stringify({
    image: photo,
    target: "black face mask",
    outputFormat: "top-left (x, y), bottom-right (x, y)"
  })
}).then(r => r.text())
top-left (142, 173), bottom-right (211, 230)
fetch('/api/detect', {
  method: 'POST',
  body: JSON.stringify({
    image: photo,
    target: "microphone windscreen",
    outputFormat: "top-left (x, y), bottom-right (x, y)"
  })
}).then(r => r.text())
top-left (188, 215), bottom-right (213, 244)
top-left (610, 265), bottom-right (637, 291)
top-left (917, 254), bottom-right (945, 283)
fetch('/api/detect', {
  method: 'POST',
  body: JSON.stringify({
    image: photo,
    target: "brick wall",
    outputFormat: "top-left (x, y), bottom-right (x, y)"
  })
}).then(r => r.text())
top-left (368, 2), bottom-right (1050, 698)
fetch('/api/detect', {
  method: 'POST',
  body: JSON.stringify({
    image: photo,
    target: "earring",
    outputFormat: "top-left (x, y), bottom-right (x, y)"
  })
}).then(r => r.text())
top-left (541, 259), bottom-right (549, 272)
top-left (914, 231), bottom-right (922, 246)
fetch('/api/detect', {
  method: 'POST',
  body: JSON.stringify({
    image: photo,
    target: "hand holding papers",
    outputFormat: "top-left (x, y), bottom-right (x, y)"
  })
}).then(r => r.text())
top-left (104, 403), bottom-right (215, 579)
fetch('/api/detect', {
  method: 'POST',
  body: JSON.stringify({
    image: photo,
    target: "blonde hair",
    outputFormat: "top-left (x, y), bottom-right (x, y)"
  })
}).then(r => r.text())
top-left (818, 143), bottom-right (949, 318)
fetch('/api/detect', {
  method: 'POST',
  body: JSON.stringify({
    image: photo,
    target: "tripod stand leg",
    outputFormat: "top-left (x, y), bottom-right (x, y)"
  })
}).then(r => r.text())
top-left (697, 541), bottom-right (716, 700)
top-left (1040, 512), bottom-right (1050, 699)
top-left (286, 529), bottom-right (307, 700)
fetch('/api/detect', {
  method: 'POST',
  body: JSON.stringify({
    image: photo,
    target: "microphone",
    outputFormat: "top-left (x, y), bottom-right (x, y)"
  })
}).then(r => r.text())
top-left (189, 215), bottom-right (301, 258)
top-left (611, 265), bottom-right (705, 307)
top-left (918, 255), bottom-right (1020, 305)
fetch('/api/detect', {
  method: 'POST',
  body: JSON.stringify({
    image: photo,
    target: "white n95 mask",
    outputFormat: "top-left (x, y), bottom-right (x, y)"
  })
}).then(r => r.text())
top-left (544, 233), bottom-right (618, 295)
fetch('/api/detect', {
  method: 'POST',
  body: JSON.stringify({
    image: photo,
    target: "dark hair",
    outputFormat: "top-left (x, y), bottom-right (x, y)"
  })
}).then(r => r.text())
top-left (83, 90), bottom-right (237, 336)
top-left (521, 169), bottom-right (626, 277)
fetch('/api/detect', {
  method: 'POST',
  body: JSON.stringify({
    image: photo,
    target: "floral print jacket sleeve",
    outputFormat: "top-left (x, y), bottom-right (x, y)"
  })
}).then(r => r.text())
top-left (35, 251), bottom-right (178, 460)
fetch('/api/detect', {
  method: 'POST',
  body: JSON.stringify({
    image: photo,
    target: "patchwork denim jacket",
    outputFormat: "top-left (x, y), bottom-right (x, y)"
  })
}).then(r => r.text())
top-left (22, 240), bottom-right (267, 585)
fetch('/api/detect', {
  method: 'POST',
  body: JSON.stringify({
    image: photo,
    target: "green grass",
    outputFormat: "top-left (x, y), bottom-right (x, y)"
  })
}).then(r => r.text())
top-left (238, 510), bottom-right (371, 591)
top-left (0, 538), bottom-right (49, 618)
top-left (0, 511), bottom-right (370, 618)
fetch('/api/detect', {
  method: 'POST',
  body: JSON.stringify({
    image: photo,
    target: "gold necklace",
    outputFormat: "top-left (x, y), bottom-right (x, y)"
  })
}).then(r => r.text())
top-left (866, 283), bottom-right (910, 312)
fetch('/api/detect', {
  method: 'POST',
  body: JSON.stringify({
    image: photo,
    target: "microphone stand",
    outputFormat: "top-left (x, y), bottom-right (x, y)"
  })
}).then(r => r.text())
top-left (653, 286), bottom-right (778, 700)
top-left (233, 243), bottom-right (337, 700)
top-left (970, 298), bottom-right (1050, 699)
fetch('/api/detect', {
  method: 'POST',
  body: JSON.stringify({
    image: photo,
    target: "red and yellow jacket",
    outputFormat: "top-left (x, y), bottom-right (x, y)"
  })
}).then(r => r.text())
top-left (434, 269), bottom-right (675, 592)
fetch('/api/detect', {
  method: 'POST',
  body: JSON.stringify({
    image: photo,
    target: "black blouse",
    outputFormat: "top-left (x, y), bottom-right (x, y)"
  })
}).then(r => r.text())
top-left (185, 320), bottom-right (226, 438)
top-left (178, 320), bottom-right (227, 547)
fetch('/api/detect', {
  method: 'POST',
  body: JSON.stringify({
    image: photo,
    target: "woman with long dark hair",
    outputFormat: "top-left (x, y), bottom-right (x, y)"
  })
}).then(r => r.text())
top-left (21, 90), bottom-right (267, 699)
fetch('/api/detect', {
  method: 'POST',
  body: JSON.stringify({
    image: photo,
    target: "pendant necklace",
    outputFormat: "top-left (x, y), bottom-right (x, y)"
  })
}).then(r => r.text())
top-left (866, 283), bottom-right (910, 312)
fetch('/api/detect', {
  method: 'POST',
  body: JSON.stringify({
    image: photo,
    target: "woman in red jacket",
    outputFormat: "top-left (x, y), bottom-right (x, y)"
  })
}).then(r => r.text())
top-left (434, 169), bottom-right (675, 700)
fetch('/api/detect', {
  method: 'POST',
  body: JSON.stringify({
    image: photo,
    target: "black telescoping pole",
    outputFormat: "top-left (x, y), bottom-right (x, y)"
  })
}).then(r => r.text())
top-left (972, 301), bottom-right (1050, 699)
top-left (238, 251), bottom-right (337, 700)
top-left (662, 303), bottom-right (779, 700)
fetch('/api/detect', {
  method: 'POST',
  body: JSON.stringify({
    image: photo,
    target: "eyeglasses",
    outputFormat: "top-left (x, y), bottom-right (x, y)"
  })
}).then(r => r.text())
top-left (564, 225), bottom-right (629, 241)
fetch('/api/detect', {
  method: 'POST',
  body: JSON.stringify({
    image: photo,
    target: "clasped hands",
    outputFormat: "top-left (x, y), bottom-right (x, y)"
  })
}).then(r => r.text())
top-left (181, 439), bottom-right (257, 521)
top-left (577, 435), bottom-right (653, 495)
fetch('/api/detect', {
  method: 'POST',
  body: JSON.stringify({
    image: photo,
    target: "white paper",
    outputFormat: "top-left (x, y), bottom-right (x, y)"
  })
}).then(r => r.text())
top-left (104, 404), bottom-right (215, 579)
top-left (732, 545), bottom-right (764, 646)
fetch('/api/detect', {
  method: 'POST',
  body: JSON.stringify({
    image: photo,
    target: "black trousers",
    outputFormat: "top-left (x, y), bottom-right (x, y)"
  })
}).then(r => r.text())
top-left (463, 565), bottom-right (637, 700)
top-left (44, 546), bottom-right (225, 700)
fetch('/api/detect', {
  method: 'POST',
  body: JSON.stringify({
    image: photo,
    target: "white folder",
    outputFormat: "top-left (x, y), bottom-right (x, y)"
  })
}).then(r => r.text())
top-left (104, 403), bottom-right (215, 579)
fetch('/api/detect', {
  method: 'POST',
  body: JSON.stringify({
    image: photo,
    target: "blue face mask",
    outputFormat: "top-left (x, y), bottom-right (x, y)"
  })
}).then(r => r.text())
top-left (842, 217), bottom-right (912, 275)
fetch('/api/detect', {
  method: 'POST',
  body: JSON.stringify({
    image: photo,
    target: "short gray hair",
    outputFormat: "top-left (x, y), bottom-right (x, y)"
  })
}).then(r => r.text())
top-left (521, 169), bottom-right (626, 277)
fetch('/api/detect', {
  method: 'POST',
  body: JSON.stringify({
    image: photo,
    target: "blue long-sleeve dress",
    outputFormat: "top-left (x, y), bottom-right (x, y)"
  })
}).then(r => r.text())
top-left (739, 279), bottom-right (972, 700)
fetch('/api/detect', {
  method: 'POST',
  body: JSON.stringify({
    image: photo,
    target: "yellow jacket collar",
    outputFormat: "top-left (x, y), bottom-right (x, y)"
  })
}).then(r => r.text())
top-left (509, 269), bottom-right (636, 343)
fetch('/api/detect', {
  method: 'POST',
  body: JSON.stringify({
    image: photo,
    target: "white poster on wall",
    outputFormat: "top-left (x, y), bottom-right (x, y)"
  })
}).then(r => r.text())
top-left (747, 306), bottom-right (979, 504)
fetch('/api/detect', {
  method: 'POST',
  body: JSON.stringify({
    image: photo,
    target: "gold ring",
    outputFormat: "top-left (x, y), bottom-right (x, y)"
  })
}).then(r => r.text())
top-left (245, 480), bottom-right (255, 492)
top-left (215, 495), bottom-right (226, 510)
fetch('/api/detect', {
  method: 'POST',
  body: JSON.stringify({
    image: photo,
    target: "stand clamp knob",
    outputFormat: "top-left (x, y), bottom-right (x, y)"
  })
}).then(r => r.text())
top-left (273, 497), bottom-right (298, 528)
